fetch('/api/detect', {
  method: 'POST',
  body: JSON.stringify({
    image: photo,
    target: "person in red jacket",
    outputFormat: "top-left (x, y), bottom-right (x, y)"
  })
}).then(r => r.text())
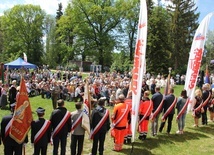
top-left (111, 94), bottom-right (130, 151)
top-left (138, 91), bottom-right (153, 140)
top-left (123, 91), bottom-right (132, 144)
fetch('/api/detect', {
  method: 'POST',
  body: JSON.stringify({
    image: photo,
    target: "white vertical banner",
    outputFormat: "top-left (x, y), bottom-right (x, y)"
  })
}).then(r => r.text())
top-left (185, 12), bottom-right (214, 110)
top-left (82, 81), bottom-right (90, 135)
top-left (23, 52), bottom-right (27, 62)
top-left (131, 0), bottom-right (147, 142)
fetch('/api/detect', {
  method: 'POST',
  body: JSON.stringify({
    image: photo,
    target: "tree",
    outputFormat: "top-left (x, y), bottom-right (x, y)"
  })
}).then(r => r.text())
top-left (56, 3), bottom-right (63, 20)
top-left (167, 0), bottom-right (199, 73)
top-left (1, 4), bottom-right (45, 65)
top-left (64, 0), bottom-right (129, 69)
top-left (146, 6), bottom-right (172, 75)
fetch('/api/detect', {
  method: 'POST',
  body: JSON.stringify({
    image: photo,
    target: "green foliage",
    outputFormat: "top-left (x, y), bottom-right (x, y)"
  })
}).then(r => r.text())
top-left (167, 0), bottom-right (199, 73)
top-left (110, 51), bottom-right (132, 73)
top-left (146, 6), bottom-right (172, 75)
top-left (1, 4), bottom-right (45, 65)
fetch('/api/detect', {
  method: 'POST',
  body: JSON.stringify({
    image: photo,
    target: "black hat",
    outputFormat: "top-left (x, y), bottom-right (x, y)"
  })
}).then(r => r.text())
top-left (36, 107), bottom-right (45, 114)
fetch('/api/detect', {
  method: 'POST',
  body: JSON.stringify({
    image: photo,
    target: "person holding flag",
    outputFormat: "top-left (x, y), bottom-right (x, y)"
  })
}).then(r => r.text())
top-left (1, 103), bottom-right (28, 155)
top-left (138, 91), bottom-right (153, 140)
top-left (31, 107), bottom-right (51, 155)
top-left (111, 94), bottom-right (130, 152)
top-left (90, 98), bottom-right (110, 155)
top-left (70, 102), bottom-right (85, 155)
top-left (123, 91), bottom-right (132, 144)
top-left (50, 99), bottom-right (71, 155)
top-left (159, 88), bottom-right (177, 134)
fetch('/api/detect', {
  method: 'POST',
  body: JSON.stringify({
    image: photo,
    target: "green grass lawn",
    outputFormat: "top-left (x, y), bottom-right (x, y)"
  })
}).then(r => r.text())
top-left (1, 85), bottom-right (214, 155)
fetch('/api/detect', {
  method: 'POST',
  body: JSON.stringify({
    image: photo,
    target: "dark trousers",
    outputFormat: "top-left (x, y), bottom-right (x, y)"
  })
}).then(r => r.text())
top-left (159, 114), bottom-right (174, 133)
top-left (4, 144), bottom-right (22, 155)
top-left (53, 135), bottom-right (67, 155)
top-left (91, 132), bottom-right (106, 155)
top-left (202, 107), bottom-right (208, 125)
top-left (70, 134), bottom-right (84, 155)
top-left (51, 95), bottom-right (58, 109)
top-left (34, 144), bottom-right (48, 155)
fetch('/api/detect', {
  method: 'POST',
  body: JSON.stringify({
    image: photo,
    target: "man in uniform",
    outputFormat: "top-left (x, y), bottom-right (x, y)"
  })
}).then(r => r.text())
top-left (50, 80), bottom-right (61, 109)
top-left (138, 91), bottom-right (153, 140)
top-left (31, 107), bottom-right (51, 155)
top-left (159, 88), bottom-right (176, 134)
top-left (111, 94), bottom-right (130, 152)
top-left (1, 103), bottom-right (27, 155)
top-left (70, 102), bottom-right (85, 155)
top-left (151, 86), bottom-right (163, 136)
top-left (90, 98), bottom-right (110, 155)
top-left (50, 99), bottom-right (71, 155)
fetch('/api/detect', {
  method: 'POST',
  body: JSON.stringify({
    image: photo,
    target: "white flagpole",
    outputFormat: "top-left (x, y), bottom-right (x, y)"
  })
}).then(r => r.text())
top-left (185, 12), bottom-right (214, 112)
top-left (131, 0), bottom-right (148, 142)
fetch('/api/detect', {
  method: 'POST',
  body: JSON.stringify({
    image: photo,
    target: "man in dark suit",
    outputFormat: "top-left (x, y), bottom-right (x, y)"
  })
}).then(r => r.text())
top-left (159, 88), bottom-right (176, 134)
top-left (202, 84), bottom-right (211, 125)
top-left (31, 107), bottom-right (51, 155)
top-left (151, 86), bottom-right (163, 136)
top-left (50, 99), bottom-right (71, 155)
top-left (90, 99), bottom-right (110, 155)
top-left (1, 103), bottom-right (27, 155)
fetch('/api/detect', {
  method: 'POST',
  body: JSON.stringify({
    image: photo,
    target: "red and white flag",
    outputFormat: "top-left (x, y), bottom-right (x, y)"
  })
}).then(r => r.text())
top-left (131, 0), bottom-right (147, 142)
top-left (185, 12), bottom-right (214, 111)
top-left (10, 77), bottom-right (33, 144)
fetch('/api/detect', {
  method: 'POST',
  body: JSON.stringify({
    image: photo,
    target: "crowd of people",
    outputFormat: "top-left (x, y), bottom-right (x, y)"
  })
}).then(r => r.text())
top-left (0, 68), bottom-right (214, 155)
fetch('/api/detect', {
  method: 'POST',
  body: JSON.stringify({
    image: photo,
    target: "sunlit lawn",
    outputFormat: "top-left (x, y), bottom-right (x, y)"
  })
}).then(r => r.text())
top-left (1, 85), bottom-right (214, 155)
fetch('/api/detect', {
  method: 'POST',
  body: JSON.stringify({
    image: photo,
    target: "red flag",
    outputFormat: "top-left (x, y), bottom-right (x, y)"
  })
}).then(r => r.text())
top-left (10, 77), bottom-right (33, 144)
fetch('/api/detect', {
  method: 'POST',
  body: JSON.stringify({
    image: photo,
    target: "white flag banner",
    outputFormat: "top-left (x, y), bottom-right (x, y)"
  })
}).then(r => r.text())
top-left (131, 0), bottom-right (147, 142)
top-left (23, 52), bottom-right (27, 62)
top-left (185, 12), bottom-right (214, 111)
top-left (82, 81), bottom-right (90, 135)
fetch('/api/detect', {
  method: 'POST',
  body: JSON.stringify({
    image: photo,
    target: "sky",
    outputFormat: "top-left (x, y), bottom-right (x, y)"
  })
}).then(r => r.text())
top-left (0, 0), bottom-right (213, 30)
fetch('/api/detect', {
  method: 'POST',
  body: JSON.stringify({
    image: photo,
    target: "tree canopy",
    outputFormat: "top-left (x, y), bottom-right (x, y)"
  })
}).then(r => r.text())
top-left (0, 0), bottom-right (213, 75)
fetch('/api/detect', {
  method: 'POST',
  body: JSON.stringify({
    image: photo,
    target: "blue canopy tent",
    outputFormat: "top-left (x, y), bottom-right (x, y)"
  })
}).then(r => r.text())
top-left (4, 57), bottom-right (37, 69)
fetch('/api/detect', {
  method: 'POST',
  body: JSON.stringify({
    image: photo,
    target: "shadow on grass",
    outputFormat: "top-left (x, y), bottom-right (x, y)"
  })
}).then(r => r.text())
top-left (121, 146), bottom-right (154, 155)
top-left (187, 124), bottom-right (214, 135)
top-left (117, 130), bottom-right (209, 155)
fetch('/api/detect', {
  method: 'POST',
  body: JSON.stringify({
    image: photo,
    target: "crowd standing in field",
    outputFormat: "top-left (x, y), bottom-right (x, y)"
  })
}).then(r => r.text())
top-left (0, 68), bottom-right (214, 154)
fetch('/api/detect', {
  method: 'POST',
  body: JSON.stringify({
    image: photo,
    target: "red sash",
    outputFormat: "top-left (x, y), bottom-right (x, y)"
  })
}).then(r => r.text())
top-left (161, 97), bottom-right (177, 121)
top-left (70, 112), bottom-right (83, 131)
top-left (52, 111), bottom-right (71, 138)
top-left (139, 100), bottom-right (152, 125)
top-left (112, 104), bottom-right (128, 127)
top-left (111, 104), bottom-right (128, 138)
top-left (5, 118), bottom-right (13, 139)
top-left (150, 98), bottom-right (164, 121)
top-left (176, 98), bottom-right (190, 120)
top-left (194, 100), bottom-right (203, 112)
top-left (90, 109), bottom-right (109, 139)
top-left (34, 120), bottom-right (51, 144)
